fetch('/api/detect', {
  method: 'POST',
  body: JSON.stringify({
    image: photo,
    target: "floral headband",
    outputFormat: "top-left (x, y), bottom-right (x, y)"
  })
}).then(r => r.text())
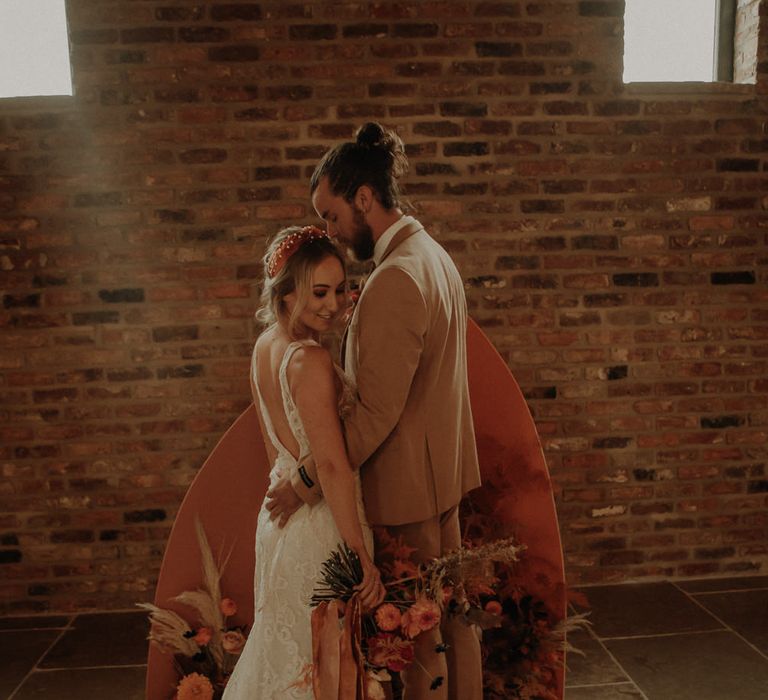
top-left (267, 225), bottom-right (330, 278)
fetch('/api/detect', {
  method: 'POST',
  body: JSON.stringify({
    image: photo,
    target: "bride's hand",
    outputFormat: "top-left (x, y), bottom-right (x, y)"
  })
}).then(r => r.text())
top-left (354, 550), bottom-right (385, 611)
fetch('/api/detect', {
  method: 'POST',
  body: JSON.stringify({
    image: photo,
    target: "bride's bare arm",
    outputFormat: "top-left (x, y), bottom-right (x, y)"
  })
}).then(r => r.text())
top-left (287, 345), bottom-right (384, 608)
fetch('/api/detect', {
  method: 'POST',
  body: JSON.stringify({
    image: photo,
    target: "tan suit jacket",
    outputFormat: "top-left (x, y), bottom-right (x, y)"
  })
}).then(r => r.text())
top-left (292, 219), bottom-right (481, 526)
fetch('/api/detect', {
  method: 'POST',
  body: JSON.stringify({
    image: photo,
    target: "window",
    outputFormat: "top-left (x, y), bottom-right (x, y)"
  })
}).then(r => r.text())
top-left (623, 0), bottom-right (738, 83)
top-left (0, 0), bottom-right (73, 98)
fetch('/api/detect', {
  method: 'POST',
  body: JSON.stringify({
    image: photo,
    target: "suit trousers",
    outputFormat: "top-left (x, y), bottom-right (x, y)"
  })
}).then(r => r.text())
top-left (382, 505), bottom-right (483, 700)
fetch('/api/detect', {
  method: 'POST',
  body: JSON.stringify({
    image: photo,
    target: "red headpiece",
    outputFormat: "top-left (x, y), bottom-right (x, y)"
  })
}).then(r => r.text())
top-left (267, 225), bottom-right (330, 278)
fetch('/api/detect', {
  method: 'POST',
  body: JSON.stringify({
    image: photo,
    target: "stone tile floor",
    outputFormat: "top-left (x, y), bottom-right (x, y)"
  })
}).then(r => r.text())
top-left (0, 575), bottom-right (766, 698)
top-left (0, 611), bottom-right (146, 699)
top-left (567, 575), bottom-right (768, 699)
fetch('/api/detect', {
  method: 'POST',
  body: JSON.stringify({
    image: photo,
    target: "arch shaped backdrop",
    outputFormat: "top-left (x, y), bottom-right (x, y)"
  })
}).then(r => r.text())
top-left (145, 319), bottom-right (567, 698)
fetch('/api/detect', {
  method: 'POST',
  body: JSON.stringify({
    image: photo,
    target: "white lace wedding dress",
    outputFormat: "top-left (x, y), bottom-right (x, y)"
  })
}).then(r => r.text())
top-left (223, 339), bottom-right (371, 699)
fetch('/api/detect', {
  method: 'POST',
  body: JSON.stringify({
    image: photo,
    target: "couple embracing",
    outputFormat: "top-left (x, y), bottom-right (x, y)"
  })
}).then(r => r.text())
top-left (223, 123), bottom-right (482, 700)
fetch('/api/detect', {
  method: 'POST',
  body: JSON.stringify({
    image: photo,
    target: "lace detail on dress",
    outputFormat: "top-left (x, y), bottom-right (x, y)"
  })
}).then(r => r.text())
top-left (223, 338), bottom-right (369, 700)
top-left (334, 364), bottom-right (356, 421)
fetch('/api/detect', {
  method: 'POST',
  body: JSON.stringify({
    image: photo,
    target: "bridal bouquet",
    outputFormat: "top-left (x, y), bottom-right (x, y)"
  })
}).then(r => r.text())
top-left (139, 518), bottom-right (247, 700)
top-left (310, 534), bottom-right (526, 699)
top-left (311, 518), bottom-right (583, 698)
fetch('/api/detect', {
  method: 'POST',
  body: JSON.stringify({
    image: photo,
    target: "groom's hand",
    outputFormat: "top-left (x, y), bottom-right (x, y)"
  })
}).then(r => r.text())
top-left (265, 475), bottom-right (302, 528)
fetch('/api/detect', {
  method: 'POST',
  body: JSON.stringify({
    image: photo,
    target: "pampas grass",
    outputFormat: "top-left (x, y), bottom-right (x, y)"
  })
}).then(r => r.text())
top-left (139, 516), bottom-right (234, 668)
top-left (137, 603), bottom-right (200, 657)
top-left (560, 612), bottom-right (591, 660)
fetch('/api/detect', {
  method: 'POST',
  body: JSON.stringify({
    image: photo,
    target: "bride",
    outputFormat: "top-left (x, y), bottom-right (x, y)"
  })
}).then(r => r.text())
top-left (223, 225), bottom-right (385, 699)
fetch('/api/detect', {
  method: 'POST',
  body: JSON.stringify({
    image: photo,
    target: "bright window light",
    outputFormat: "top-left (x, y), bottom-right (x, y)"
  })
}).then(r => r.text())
top-left (624, 0), bottom-right (717, 82)
top-left (0, 0), bottom-right (73, 98)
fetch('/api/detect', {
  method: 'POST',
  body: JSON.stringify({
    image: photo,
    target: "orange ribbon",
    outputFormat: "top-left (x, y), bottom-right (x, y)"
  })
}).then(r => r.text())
top-left (311, 595), bottom-right (367, 700)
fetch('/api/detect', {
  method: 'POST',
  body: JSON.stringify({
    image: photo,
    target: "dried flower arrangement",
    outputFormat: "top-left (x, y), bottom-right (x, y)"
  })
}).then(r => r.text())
top-left (139, 518), bottom-right (247, 700)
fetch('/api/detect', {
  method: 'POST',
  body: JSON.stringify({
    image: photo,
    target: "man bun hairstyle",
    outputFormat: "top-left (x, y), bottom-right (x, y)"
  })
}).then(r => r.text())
top-left (310, 122), bottom-right (408, 210)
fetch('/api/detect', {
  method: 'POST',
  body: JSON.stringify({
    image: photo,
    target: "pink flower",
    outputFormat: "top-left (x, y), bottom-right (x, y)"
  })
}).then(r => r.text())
top-left (219, 597), bottom-right (237, 617)
top-left (401, 597), bottom-right (440, 638)
top-left (375, 603), bottom-right (402, 632)
top-left (400, 610), bottom-right (420, 639)
top-left (221, 630), bottom-right (246, 655)
top-left (176, 672), bottom-right (214, 700)
top-left (193, 627), bottom-right (212, 646)
top-left (367, 633), bottom-right (415, 672)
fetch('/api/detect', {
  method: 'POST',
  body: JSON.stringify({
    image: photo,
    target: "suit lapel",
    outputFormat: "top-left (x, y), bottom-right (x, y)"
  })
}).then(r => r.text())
top-left (340, 321), bottom-right (349, 367)
top-left (378, 221), bottom-right (424, 264)
top-left (342, 220), bottom-right (424, 371)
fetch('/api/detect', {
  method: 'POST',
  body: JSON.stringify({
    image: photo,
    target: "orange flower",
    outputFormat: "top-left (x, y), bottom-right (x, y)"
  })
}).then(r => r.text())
top-left (219, 597), bottom-right (237, 617)
top-left (484, 600), bottom-right (503, 616)
top-left (391, 558), bottom-right (419, 579)
top-left (402, 597), bottom-right (440, 638)
top-left (393, 542), bottom-right (419, 561)
top-left (176, 672), bottom-right (214, 700)
top-left (374, 603), bottom-right (402, 632)
top-left (466, 579), bottom-right (496, 597)
top-left (221, 630), bottom-right (246, 654)
top-left (193, 627), bottom-right (212, 645)
top-left (367, 633), bottom-right (415, 672)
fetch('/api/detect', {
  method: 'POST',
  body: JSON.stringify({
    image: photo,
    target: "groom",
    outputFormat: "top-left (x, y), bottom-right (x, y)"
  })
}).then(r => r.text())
top-left (266, 122), bottom-right (482, 700)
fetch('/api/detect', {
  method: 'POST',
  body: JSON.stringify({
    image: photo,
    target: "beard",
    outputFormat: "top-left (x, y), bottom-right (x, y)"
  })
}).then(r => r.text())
top-left (348, 205), bottom-right (376, 262)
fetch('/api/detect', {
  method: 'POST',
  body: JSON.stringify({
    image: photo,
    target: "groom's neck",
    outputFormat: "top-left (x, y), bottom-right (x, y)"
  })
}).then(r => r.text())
top-left (369, 207), bottom-right (404, 241)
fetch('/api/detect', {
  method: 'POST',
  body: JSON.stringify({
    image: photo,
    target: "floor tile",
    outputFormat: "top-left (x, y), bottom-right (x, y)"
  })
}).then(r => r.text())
top-left (12, 667), bottom-right (146, 700)
top-left (38, 611), bottom-right (148, 669)
top-left (605, 630), bottom-right (768, 700)
top-left (1, 574), bottom-right (764, 700)
top-left (565, 684), bottom-right (644, 699)
top-left (565, 629), bottom-right (629, 687)
top-left (0, 616), bottom-right (70, 631)
top-left (676, 575), bottom-right (768, 593)
top-left (0, 630), bottom-right (60, 698)
top-left (692, 589), bottom-right (768, 654)
top-left (579, 581), bottom-right (723, 638)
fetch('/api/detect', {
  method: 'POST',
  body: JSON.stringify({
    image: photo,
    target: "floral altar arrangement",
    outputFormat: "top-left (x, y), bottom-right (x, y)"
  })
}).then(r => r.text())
top-left (308, 427), bottom-right (589, 700)
top-left (309, 529), bottom-right (581, 700)
top-left (460, 446), bottom-right (587, 700)
top-left (139, 518), bottom-right (248, 700)
top-left (142, 490), bottom-right (583, 700)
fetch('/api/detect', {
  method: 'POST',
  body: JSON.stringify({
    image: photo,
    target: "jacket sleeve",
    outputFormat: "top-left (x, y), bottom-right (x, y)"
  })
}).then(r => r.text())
top-left (343, 266), bottom-right (427, 469)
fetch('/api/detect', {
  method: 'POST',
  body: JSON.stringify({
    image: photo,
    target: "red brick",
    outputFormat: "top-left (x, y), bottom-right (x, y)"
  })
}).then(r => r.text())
top-left (1, 0), bottom-right (767, 612)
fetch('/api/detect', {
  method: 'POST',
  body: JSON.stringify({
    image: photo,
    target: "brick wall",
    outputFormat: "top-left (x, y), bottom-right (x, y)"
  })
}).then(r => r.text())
top-left (1, 0), bottom-right (767, 614)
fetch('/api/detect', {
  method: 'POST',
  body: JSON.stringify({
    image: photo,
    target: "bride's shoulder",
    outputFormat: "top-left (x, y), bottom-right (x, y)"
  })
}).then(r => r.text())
top-left (284, 344), bottom-right (336, 397)
top-left (287, 342), bottom-right (332, 372)
top-left (290, 343), bottom-right (332, 369)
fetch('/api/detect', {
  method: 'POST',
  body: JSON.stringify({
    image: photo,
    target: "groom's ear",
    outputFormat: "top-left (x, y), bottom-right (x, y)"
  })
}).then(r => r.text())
top-left (353, 185), bottom-right (374, 214)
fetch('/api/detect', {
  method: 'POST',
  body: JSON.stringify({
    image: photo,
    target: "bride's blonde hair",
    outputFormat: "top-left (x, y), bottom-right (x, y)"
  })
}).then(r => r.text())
top-left (255, 226), bottom-right (345, 338)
